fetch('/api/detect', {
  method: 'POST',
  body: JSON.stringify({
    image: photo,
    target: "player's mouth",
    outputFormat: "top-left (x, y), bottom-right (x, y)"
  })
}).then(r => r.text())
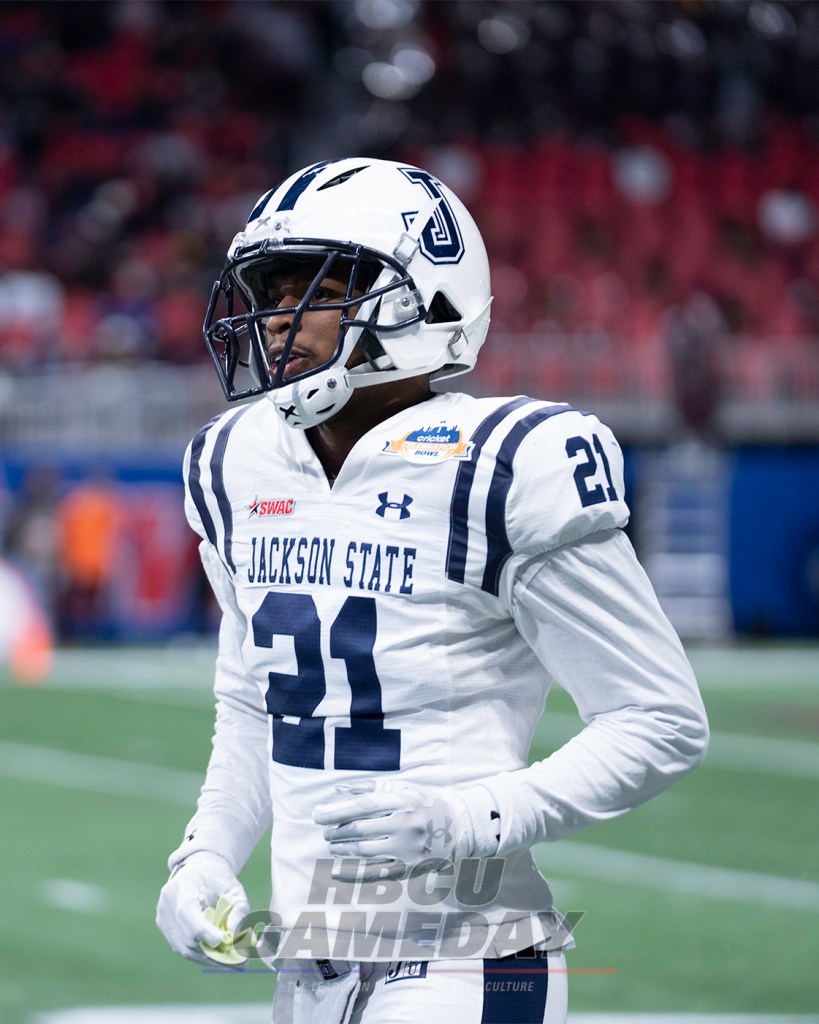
top-left (269, 347), bottom-right (311, 380)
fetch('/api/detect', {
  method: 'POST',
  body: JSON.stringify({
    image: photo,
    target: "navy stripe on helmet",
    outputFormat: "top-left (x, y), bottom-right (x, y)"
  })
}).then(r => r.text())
top-left (275, 159), bottom-right (338, 212)
top-left (247, 187), bottom-right (277, 224)
top-left (482, 403), bottom-right (575, 595)
top-left (445, 397), bottom-right (536, 585)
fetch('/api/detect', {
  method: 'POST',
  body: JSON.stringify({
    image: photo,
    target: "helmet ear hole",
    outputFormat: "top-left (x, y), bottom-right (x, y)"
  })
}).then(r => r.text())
top-left (358, 328), bottom-right (387, 365)
top-left (426, 291), bottom-right (462, 324)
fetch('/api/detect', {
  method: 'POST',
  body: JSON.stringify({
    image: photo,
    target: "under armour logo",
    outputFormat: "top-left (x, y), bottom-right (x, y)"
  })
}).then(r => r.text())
top-left (423, 816), bottom-right (453, 853)
top-left (281, 405), bottom-right (298, 420)
top-left (376, 492), bottom-right (413, 519)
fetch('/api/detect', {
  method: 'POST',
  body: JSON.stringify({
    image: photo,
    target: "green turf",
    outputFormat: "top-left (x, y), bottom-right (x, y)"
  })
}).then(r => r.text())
top-left (1, 642), bottom-right (817, 1020)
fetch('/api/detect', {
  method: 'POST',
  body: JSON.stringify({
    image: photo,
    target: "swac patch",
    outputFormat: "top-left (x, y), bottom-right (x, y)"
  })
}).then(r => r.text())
top-left (381, 423), bottom-right (474, 465)
top-left (248, 497), bottom-right (295, 518)
top-left (384, 960), bottom-right (428, 984)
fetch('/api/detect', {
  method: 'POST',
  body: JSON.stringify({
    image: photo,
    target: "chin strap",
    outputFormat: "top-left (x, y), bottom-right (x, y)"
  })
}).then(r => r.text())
top-left (392, 195), bottom-right (442, 266)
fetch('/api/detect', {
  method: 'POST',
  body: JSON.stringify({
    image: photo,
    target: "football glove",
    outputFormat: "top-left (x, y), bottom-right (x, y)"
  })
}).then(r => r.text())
top-left (156, 851), bottom-right (250, 965)
top-left (312, 779), bottom-right (479, 881)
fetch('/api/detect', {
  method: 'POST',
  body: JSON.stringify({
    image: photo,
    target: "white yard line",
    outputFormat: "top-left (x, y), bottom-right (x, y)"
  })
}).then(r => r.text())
top-left (40, 878), bottom-right (106, 913)
top-left (568, 1019), bottom-right (817, 1023)
top-left (685, 646), bottom-right (819, 690)
top-left (35, 1009), bottom-right (270, 1024)
top-left (702, 730), bottom-right (819, 779)
top-left (33, 1008), bottom-right (819, 1024)
top-left (534, 842), bottom-right (819, 912)
top-left (24, 645), bottom-right (819, 781)
top-left (34, 643), bottom-right (819, 692)
top-left (43, 646), bottom-right (216, 689)
top-left (3, 741), bottom-right (817, 914)
top-left (24, 649), bottom-right (819, 780)
top-left (0, 740), bottom-right (201, 805)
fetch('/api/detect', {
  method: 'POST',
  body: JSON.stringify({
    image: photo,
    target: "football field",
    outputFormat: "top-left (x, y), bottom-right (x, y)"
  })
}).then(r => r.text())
top-left (1, 642), bottom-right (817, 1023)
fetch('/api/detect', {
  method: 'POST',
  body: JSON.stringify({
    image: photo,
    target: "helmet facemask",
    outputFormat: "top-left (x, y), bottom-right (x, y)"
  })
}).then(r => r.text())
top-left (204, 243), bottom-right (427, 423)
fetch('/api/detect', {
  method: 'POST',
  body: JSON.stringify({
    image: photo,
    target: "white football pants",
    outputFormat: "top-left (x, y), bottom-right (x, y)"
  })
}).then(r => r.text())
top-left (272, 949), bottom-right (568, 1024)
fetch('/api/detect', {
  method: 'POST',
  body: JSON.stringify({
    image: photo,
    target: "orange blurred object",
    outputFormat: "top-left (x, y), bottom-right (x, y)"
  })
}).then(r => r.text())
top-left (9, 617), bottom-right (53, 686)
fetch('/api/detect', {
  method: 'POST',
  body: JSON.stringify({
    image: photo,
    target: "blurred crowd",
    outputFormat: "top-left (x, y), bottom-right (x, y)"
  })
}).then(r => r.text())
top-left (2, 0), bottom-right (819, 650)
top-left (0, 465), bottom-right (204, 647)
top-left (0, 0), bottom-right (817, 400)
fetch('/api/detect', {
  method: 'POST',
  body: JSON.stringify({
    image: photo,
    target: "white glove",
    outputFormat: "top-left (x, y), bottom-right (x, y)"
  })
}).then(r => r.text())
top-left (156, 851), bottom-right (249, 965)
top-left (312, 780), bottom-right (477, 881)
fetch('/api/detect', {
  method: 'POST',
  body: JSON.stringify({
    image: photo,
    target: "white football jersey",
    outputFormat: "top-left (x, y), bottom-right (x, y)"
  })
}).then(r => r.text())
top-left (179, 391), bottom-right (707, 961)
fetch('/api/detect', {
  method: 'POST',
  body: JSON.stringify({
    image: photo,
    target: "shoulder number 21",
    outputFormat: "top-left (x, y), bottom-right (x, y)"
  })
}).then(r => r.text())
top-left (565, 434), bottom-right (619, 507)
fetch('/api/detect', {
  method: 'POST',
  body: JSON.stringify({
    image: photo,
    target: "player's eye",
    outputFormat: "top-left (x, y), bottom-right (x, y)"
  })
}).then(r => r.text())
top-left (267, 289), bottom-right (303, 308)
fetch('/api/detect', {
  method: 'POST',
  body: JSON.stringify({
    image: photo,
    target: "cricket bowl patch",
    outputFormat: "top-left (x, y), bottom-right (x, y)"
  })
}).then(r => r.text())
top-left (381, 423), bottom-right (473, 465)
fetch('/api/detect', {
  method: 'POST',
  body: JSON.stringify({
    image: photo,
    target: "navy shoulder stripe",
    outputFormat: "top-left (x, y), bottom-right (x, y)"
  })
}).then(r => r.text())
top-left (187, 413), bottom-right (223, 550)
top-left (445, 397), bottom-right (536, 585)
top-left (187, 406), bottom-right (253, 573)
top-left (482, 403), bottom-right (575, 595)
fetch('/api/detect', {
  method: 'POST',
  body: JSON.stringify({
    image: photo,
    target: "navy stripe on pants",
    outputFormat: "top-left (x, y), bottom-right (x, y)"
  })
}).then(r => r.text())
top-left (480, 947), bottom-right (550, 1023)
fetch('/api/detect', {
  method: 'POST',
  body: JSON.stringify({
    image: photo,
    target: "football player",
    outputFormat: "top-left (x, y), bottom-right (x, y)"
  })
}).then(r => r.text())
top-left (157, 158), bottom-right (709, 1023)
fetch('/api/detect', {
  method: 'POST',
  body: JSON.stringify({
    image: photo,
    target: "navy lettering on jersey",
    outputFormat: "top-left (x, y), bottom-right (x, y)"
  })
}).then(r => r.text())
top-left (255, 591), bottom-right (326, 770)
top-left (566, 433), bottom-right (620, 507)
top-left (343, 542), bottom-right (413, 593)
top-left (332, 596), bottom-right (401, 771)
top-left (248, 536), bottom-right (335, 586)
top-left (252, 593), bottom-right (401, 771)
top-left (246, 536), bottom-right (416, 593)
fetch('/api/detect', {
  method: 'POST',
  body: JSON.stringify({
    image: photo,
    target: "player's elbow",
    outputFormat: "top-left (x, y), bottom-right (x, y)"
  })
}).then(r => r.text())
top-left (671, 699), bottom-right (710, 774)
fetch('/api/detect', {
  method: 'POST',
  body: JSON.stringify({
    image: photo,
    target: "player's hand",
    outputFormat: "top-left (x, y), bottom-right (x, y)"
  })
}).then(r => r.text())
top-left (313, 780), bottom-right (475, 880)
top-left (156, 851), bottom-right (249, 965)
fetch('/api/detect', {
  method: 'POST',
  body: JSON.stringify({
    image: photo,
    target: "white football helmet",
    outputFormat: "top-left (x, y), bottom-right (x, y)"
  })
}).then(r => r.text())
top-left (203, 157), bottom-right (492, 428)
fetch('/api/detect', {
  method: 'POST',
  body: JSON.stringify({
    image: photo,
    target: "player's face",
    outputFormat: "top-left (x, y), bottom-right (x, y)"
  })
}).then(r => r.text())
top-left (263, 260), bottom-right (365, 380)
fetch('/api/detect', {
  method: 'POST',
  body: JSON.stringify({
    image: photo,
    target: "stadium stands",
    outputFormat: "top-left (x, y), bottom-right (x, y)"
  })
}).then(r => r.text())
top-left (0, 1), bottom-right (817, 415)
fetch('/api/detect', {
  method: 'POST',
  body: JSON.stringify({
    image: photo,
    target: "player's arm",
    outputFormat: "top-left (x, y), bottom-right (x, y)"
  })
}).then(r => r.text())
top-left (157, 539), bottom-right (272, 962)
top-left (157, 441), bottom-right (271, 962)
top-left (168, 539), bottom-right (273, 871)
top-left (469, 412), bottom-right (707, 853)
top-left (480, 525), bottom-right (709, 855)
top-left (172, 439), bottom-right (272, 870)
